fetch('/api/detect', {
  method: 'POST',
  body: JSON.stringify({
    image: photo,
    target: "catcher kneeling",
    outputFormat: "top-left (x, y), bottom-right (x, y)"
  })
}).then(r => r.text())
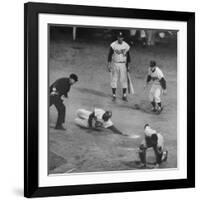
top-left (75, 108), bottom-right (127, 136)
top-left (138, 124), bottom-right (168, 168)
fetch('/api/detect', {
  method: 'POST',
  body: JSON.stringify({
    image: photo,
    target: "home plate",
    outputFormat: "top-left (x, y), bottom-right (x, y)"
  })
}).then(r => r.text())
top-left (127, 134), bottom-right (140, 139)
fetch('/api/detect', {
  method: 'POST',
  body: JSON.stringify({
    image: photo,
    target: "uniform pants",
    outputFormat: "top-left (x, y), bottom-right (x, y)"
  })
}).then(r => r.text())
top-left (149, 84), bottom-right (162, 103)
top-left (140, 134), bottom-right (164, 164)
top-left (75, 109), bottom-right (91, 128)
top-left (110, 62), bottom-right (128, 89)
top-left (50, 95), bottom-right (66, 127)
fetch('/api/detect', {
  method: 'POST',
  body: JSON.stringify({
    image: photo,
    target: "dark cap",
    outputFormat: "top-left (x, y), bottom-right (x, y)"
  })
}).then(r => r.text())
top-left (69, 73), bottom-right (78, 82)
top-left (144, 124), bottom-right (149, 129)
top-left (117, 31), bottom-right (124, 38)
top-left (102, 110), bottom-right (112, 121)
top-left (150, 60), bottom-right (156, 67)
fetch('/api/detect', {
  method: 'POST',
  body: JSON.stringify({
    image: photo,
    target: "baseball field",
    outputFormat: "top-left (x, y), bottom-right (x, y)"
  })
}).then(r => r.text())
top-left (48, 28), bottom-right (177, 174)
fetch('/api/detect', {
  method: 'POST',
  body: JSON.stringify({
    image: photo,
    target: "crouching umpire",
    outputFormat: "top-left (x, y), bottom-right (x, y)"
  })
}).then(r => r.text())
top-left (49, 73), bottom-right (78, 130)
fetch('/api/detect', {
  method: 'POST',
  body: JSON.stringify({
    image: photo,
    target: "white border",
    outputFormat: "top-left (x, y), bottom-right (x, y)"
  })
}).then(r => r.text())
top-left (39, 14), bottom-right (187, 187)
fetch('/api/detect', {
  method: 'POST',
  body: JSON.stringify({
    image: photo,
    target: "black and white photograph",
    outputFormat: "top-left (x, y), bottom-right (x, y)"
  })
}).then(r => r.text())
top-left (48, 26), bottom-right (177, 174)
top-left (24, 2), bottom-right (195, 197)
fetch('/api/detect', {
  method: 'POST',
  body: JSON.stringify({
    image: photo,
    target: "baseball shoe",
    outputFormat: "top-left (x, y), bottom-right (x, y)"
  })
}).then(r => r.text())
top-left (151, 107), bottom-right (157, 112)
top-left (55, 124), bottom-right (66, 130)
top-left (154, 163), bottom-right (160, 169)
top-left (162, 150), bottom-right (168, 162)
top-left (139, 163), bottom-right (146, 169)
top-left (112, 95), bottom-right (116, 101)
top-left (156, 106), bottom-right (163, 114)
top-left (122, 96), bottom-right (128, 102)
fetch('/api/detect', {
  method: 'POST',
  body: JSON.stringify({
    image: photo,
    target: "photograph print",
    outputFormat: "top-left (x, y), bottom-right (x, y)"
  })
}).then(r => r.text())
top-left (48, 25), bottom-right (177, 175)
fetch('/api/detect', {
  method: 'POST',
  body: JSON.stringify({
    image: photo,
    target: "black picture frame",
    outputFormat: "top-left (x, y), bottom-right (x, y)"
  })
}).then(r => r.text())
top-left (24, 2), bottom-right (195, 198)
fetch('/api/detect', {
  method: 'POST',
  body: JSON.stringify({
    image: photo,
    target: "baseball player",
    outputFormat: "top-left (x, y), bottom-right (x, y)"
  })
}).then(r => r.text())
top-left (138, 124), bottom-right (168, 168)
top-left (49, 73), bottom-right (78, 130)
top-left (75, 108), bottom-right (127, 136)
top-left (144, 60), bottom-right (167, 113)
top-left (107, 32), bottom-right (131, 102)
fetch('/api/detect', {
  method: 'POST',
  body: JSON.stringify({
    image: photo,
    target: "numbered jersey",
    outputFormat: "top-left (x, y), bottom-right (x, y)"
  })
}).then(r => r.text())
top-left (148, 67), bottom-right (164, 85)
top-left (111, 41), bottom-right (130, 63)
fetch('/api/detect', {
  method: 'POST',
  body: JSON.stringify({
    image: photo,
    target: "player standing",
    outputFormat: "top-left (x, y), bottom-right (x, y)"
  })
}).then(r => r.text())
top-left (144, 60), bottom-right (167, 113)
top-left (49, 73), bottom-right (78, 130)
top-left (107, 32), bottom-right (131, 102)
top-left (138, 124), bottom-right (168, 168)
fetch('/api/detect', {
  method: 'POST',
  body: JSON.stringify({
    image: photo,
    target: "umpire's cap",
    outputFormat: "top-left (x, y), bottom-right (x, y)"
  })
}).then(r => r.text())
top-left (69, 73), bottom-right (78, 82)
top-left (150, 60), bottom-right (156, 67)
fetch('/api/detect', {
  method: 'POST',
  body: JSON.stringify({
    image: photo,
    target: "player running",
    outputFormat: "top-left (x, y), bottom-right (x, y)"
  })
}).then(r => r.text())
top-left (107, 32), bottom-right (131, 102)
top-left (138, 124), bottom-right (168, 168)
top-left (75, 108), bottom-right (127, 136)
top-left (144, 60), bottom-right (167, 113)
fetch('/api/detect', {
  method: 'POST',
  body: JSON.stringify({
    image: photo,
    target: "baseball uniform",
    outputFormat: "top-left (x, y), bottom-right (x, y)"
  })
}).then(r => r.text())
top-left (107, 32), bottom-right (131, 101)
top-left (109, 40), bottom-right (130, 89)
top-left (75, 108), bottom-right (113, 129)
top-left (139, 125), bottom-right (167, 166)
top-left (146, 65), bottom-right (166, 111)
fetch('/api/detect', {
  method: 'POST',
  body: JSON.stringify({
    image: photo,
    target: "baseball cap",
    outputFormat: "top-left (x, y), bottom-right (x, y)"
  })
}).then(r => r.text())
top-left (150, 60), bottom-right (156, 67)
top-left (117, 31), bottom-right (124, 38)
top-left (69, 73), bottom-right (78, 82)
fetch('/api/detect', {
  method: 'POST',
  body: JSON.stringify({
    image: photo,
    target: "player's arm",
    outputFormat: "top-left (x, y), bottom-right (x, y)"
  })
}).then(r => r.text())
top-left (144, 73), bottom-right (151, 89)
top-left (107, 47), bottom-right (114, 72)
top-left (158, 68), bottom-right (167, 93)
top-left (159, 77), bottom-right (166, 90)
top-left (126, 51), bottom-right (131, 72)
top-left (107, 125), bottom-right (127, 136)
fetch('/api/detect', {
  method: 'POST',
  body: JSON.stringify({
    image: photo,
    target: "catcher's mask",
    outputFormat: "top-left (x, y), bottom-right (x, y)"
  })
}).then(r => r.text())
top-left (150, 60), bottom-right (156, 67)
top-left (102, 111), bottom-right (112, 121)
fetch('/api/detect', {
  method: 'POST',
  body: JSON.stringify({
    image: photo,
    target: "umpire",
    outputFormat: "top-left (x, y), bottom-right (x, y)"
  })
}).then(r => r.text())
top-left (49, 73), bottom-right (78, 130)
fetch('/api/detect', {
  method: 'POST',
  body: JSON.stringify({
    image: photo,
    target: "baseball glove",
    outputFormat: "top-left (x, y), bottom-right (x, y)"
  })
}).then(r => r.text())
top-left (94, 120), bottom-right (103, 128)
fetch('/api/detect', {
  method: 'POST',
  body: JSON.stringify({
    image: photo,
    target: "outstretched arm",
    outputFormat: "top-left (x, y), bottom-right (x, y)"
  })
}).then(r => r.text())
top-left (107, 125), bottom-right (127, 136)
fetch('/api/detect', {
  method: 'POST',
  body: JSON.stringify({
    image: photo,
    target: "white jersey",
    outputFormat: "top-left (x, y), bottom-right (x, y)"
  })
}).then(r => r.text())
top-left (93, 108), bottom-right (113, 128)
top-left (144, 126), bottom-right (157, 137)
top-left (148, 66), bottom-right (164, 85)
top-left (110, 41), bottom-right (130, 63)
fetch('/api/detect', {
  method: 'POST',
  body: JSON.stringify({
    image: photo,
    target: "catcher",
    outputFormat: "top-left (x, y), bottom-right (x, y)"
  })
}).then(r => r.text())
top-left (75, 108), bottom-right (127, 136)
top-left (138, 124), bottom-right (168, 168)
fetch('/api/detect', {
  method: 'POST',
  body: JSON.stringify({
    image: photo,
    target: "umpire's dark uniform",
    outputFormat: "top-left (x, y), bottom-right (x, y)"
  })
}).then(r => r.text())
top-left (50, 74), bottom-right (78, 129)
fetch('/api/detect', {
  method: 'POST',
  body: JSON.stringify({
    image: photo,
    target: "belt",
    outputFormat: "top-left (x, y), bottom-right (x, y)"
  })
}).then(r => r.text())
top-left (114, 61), bottom-right (126, 63)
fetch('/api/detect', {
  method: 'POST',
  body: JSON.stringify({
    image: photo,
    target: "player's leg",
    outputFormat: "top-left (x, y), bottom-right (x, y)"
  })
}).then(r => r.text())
top-left (157, 134), bottom-right (168, 162)
top-left (119, 63), bottom-right (128, 101)
top-left (153, 134), bottom-right (167, 166)
top-left (138, 140), bottom-right (148, 167)
top-left (154, 86), bottom-right (163, 112)
top-left (76, 109), bottom-right (91, 119)
top-left (153, 146), bottom-right (163, 165)
top-left (149, 85), bottom-right (156, 111)
top-left (74, 117), bottom-right (89, 128)
top-left (110, 63), bottom-right (119, 101)
top-left (54, 97), bottom-right (66, 130)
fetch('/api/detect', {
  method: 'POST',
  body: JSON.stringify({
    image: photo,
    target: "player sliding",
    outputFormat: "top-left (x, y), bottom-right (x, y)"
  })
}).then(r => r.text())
top-left (144, 60), bottom-right (167, 113)
top-left (138, 124), bottom-right (168, 168)
top-left (75, 108), bottom-right (127, 136)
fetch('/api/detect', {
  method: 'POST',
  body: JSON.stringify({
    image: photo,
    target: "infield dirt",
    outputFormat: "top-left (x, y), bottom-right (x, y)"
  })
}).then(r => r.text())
top-left (48, 29), bottom-right (177, 174)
